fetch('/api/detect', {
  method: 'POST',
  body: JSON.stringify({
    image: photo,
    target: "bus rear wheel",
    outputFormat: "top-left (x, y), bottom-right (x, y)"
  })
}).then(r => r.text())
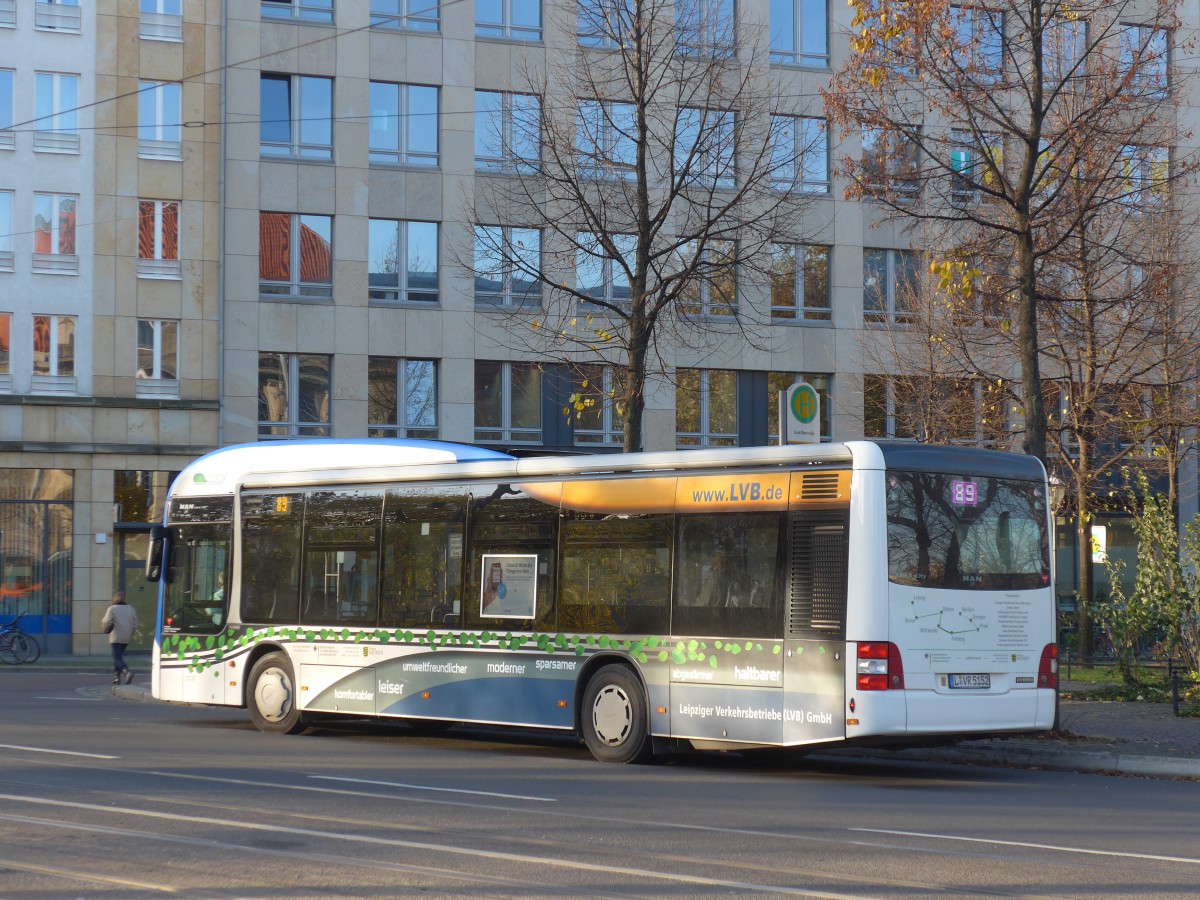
top-left (247, 652), bottom-right (307, 735)
top-left (581, 665), bottom-right (651, 764)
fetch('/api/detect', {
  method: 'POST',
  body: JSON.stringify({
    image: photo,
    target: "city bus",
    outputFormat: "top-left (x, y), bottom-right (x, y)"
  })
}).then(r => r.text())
top-left (147, 439), bottom-right (1057, 763)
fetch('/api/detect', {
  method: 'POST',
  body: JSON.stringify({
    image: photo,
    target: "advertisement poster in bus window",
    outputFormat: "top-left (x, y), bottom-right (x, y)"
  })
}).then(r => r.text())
top-left (480, 553), bottom-right (537, 618)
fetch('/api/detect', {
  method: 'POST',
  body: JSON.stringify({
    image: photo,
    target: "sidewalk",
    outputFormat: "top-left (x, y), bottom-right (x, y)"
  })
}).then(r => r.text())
top-left (19, 657), bottom-right (1200, 778)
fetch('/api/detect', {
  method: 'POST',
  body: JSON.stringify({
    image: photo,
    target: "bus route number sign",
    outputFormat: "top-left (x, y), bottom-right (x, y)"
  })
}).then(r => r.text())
top-left (950, 480), bottom-right (979, 506)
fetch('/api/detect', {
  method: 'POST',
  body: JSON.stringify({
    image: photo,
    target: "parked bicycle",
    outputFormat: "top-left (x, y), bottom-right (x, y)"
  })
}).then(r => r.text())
top-left (0, 613), bottom-right (41, 665)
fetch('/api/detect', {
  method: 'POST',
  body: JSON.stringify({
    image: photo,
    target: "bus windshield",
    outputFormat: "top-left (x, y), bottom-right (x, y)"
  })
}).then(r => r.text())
top-left (885, 470), bottom-right (1049, 591)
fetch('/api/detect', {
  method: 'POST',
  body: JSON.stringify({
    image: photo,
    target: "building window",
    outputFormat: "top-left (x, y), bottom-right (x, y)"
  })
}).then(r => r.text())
top-left (865, 375), bottom-right (978, 442)
top-left (368, 357), bottom-right (438, 438)
top-left (676, 0), bottom-right (736, 56)
top-left (675, 107), bottom-right (736, 189)
top-left (0, 313), bottom-right (10, 387)
top-left (475, 360), bottom-right (541, 443)
top-left (140, 0), bottom-right (183, 39)
top-left (260, 74), bottom-right (333, 160)
top-left (768, 371), bottom-right (831, 442)
top-left (862, 126), bottom-right (920, 198)
top-left (138, 200), bottom-right (180, 278)
top-left (770, 243), bottom-right (829, 321)
top-left (0, 190), bottom-right (12, 270)
top-left (258, 352), bottom-right (331, 438)
top-left (676, 239), bottom-right (736, 318)
top-left (32, 314), bottom-right (75, 377)
top-left (35, 0), bottom-right (80, 32)
top-left (34, 72), bottom-right (79, 153)
top-left (262, 0), bottom-right (333, 24)
top-left (577, 0), bottom-right (628, 47)
top-left (476, 0), bottom-right (540, 41)
top-left (260, 213), bottom-right (333, 298)
top-left (577, 100), bottom-right (635, 179)
top-left (676, 368), bottom-right (738, 447)
top-left (33, 193), bottom-right (78, 274)
top-left (138, 81), bottom-right (182, 159)
top-left (136, 319), bottom-right (179, 398)
top-left (572, 364), bottom-right (624, 446)
top-left (864, 248), bottom-right (919, 324)
top-left (1119, 145), bottom-right (1168, 208)
top-left (368, 219), bottom-right (438, 303)
top-left (770, 115), bottom-right (828, 193)
top-left (1120, 24), bottom-right (1169, 97)
top-left (770, 0), bottom-right (827, 67)
top-left (474, 226), bottom-right (541, 306)
top-left (371, 0), bottom-right (438, 30)
top-left (0, 70), bottom-right (13, 150)
top-left (0, 0), bottom-right (14, 27)
top-left (369, 82), bottom-right (438, 166)
top-left (1044, 17), bottom-right (1086, 86)
top-left (576, 232), bottom-right (633, 309)
top-left (951, 5), bottom-right (1003, 79)
top-left (950, 129), bottom-right (1002, 204)
top-left (475, 91), bottom-right (540, 173)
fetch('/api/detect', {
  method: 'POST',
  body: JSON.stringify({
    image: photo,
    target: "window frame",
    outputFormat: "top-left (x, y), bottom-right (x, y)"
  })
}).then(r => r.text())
top-left (474, 360), bottom-right (542, 444)
top-left (0, 189), bottom-right (12, 270)
top-left (572, 363), bottom-right (624, 446)
top-left (473, 225), bottom-right (542, 307)
top-left (769, 0), bottom-right (828, 68)
top-left (259, 212), bottom-right (334, 299)
top-left (576, 99), bottom-right (636, 180)
top-left (368, 356), bottom-right (439, 438)
top-left (257, 352), bottom-right (332, 439)
top-left (675, 0), bottom-right (736, 57)
top-left (576, 232), bottom-right (634, 310)
top-left (950, 5), bottom-right (1004, 81)
top-left (674, 106), bottom-right (737, 190)
top-left (1119, 23), bottom-right (1169, 97)
top-left (0, 69), bottom-right (14, 150)
top-left (32, 313), bottom-right (76, 379)
top-left (475, 90), bottom-right (541, 173)
top-left (140, 0), bottom-right (183, 39)
top-left (260, 73), bottom-right (334, 160)
top-left (368, 218), bottom-right (439, 304)
top-left (676, 367), bottom-right (738, 447)
top-left (34, 71), bottom-right (80, 153)
top-left (863, 247), bottom-right (920, 325)
top-left (770, 114), bottom-right (829, 194)
top-left (261, 0), bottom-right (334, 24)
top-left (137, 200), bottom-right (181, 279)
top-left (136, 319), bottom-right (180, 397)
top-left (138, 81), bottom-right (182, 159)
top-left (862, 126), bottom-right (921, 199)
top-left (32, 192), bottom-right (79, 273)
top-left (369, 81), bottom-right (439, 167)
top-left (676, 239), bottom-right (737, 319)
top-left (475, 0), bottom-right (541, 41)
top-left (770, 242), bottom-right (830, 321)
top-left (370, 0), bottom-right (439, 30)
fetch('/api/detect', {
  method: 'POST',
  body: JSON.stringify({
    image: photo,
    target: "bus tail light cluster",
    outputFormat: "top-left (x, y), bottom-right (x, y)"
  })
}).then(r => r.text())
top-left (1038, 643), bottom-right (1058, 690)
top-left (857, 642), bottom-right (904, 690)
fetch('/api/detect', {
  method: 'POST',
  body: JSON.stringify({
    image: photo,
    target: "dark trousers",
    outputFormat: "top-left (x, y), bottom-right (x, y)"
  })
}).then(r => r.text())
top-left (111, 643), bottom-right (129, 673)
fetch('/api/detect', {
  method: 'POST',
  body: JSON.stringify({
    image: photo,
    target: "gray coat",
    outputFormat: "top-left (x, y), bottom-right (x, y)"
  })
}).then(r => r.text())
top-left (102, 603), bottom-right (138, 644)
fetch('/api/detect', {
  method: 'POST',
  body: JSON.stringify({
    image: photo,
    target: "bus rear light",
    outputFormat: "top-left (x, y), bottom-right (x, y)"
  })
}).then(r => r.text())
top-left (856, 642), bottom-right (904, 690)
top-left (1038, 643), bottom-right (1058, 689)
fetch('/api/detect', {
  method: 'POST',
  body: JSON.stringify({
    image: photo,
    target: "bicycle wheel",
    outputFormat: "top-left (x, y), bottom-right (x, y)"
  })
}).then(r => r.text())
top-left (0, 633), bottom-right (18, 665)
top-left (18, 633), bottom-right (41, 664)
top-left (8, 634), bottom-right (34, 664)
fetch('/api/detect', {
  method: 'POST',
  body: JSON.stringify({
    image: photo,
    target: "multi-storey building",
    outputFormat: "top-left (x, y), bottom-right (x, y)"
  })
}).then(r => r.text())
top-left (2, 0), bottom-right (1196, 652)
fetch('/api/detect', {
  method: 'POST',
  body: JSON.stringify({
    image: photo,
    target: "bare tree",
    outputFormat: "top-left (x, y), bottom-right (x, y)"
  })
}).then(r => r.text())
top-left (465, 0), bottom-right (819, 451)
top-left (823, 0), bottom-right (1189, 464)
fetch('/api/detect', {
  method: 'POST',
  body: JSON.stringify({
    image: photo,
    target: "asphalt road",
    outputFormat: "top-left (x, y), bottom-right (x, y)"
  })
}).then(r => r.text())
top-left (1, 669), bottom-right (1199, 899)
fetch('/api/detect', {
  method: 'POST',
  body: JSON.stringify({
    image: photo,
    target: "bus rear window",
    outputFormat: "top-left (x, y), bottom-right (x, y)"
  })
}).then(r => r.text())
top-left (885, 471), bottom-right (1049, 591)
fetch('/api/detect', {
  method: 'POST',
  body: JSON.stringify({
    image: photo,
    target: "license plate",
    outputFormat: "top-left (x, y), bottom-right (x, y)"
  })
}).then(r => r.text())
top-left (949, 673), bottom-right (991, 689)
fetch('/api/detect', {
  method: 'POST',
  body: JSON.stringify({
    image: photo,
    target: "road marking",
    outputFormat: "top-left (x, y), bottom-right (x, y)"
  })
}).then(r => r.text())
top-left (0, 793), bottom-right (875, 899)
top-left (0, 850), bottom-right (185, 894)
top-left (850, 828), bottom-right (1200, 866)
top-left (35, 695), bottom-right (104, 702)
top-left (0, 744), bottom-right (118, 759)
top-left (310, 774), bottom-right (555, 802)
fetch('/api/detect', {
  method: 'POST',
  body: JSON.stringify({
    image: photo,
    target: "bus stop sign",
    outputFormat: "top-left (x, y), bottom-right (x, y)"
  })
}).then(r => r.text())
top-left (781, 382), bottom-right (820, 444)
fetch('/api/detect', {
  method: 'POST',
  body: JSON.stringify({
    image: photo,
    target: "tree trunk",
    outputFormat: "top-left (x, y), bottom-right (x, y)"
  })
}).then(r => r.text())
top-left (1016, 228), bottom-right (1047, 463)
top-left (1075, 496), bottom-right (1095, 667)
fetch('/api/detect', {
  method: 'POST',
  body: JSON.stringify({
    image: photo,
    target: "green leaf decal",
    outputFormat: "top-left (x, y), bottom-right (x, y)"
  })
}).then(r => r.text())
top-left (671, 649), bottom-right (686, 665)
top-left (818, 646), bottom-right (826, 654)
top-left (645, 636), bottom-right (660, 650)
top-left (773, 644), bottom-right (782, 654)
top-left (709, 655), bottom-right (719, 669)
top-left (687, 639), bottom-right (699, 654)
top-left (730, 644), bottom-right (741, 655)
top-left (658, 650), bottom-right (669, 662)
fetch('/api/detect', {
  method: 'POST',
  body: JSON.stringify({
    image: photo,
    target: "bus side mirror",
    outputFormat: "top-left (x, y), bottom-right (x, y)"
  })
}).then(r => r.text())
top-left (146, 525), bottom-right (170, 583)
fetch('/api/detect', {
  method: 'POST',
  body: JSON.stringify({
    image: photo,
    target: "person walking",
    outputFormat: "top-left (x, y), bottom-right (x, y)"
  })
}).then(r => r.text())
top-left (101, 591), bottom-right (138, 685)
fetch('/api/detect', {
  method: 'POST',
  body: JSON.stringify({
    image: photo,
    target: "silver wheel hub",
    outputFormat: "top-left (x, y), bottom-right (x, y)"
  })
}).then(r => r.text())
top-left (254, 666), bottom-right (293, 723)
top-left (592, 684), bottom-right (633, 746)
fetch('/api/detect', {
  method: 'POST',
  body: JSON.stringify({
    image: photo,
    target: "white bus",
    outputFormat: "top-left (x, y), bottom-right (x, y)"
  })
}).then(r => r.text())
top-left (147, 439), bottom-right (1057, 763)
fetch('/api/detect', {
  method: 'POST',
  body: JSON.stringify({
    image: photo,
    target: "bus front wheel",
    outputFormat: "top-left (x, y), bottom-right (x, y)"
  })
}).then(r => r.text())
top-left (247, 652), bottom-right (307, 735)
top-left (581, 665), bottom-right (652, 764)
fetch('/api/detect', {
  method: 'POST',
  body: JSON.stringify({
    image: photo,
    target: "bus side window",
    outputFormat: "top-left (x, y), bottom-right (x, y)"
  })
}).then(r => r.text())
top-left (240, 493), bottom-right (305, 624)
top-left (380, 487), bottom-right (467, 629)
top-left (300, 490), bottom-right (383, 627)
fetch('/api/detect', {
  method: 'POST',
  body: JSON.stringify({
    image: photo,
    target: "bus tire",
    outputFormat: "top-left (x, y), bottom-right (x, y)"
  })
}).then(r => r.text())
top-left (581, 664), bottom-right (652, 764)
top-left (247, 652), bottom-right (307, 735)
